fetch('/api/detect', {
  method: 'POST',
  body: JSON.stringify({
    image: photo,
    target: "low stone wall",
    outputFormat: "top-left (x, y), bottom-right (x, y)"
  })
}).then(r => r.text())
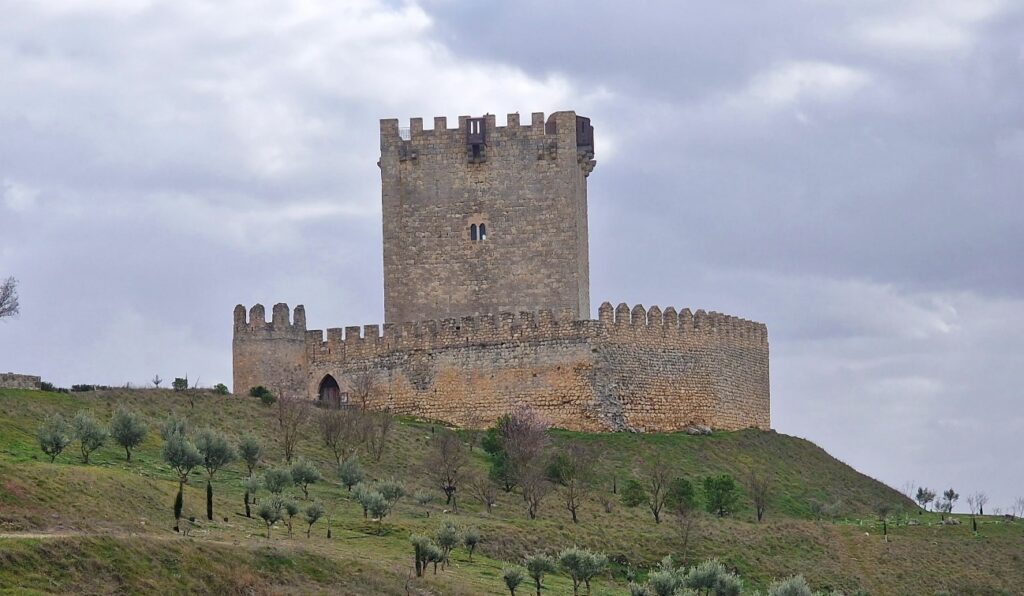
top-left (233, 302), bottom-right (770, 432)
top-left (0, 373), bottom-right (42, 390)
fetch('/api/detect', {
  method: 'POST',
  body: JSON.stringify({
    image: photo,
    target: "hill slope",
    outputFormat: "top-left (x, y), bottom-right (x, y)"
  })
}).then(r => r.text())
top-left (0, 388), bottom-right (1019, 595)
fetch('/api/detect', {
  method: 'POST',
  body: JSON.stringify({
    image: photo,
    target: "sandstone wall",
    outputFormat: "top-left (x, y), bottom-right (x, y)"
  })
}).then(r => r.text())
top-left (0, 373), bottom-right (41, 390)
top-left (233, 304), bottom-right (308, 398)
top-left (230, 301), bottom-right (770, 432)
top-left (380, 111), bottom-right (593, 324)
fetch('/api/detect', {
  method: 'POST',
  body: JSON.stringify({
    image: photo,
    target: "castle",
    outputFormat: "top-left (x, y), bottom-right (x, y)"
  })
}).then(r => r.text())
top-left (233, 111), bottom-right (770, 432)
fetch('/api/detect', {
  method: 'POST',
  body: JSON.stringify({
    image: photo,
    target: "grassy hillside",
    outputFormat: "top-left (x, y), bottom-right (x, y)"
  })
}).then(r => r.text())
top-left (0, 388), bottom-right (1020, 595)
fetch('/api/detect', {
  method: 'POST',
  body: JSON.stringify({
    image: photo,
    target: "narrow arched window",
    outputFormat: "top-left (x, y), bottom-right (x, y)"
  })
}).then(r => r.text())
top-left (470, 224), bottom-right (478, 241)
top-left (479, 223), bottom-right (487, 240)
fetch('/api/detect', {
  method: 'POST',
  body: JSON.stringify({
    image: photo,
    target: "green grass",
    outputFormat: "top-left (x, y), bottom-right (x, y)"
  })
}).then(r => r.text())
top-left (0, 388), bottom-right (1020, 595)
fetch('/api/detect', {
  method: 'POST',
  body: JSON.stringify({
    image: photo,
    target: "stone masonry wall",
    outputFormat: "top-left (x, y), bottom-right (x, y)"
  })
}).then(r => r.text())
top-left (232, 304), bottom-right (308, 399)
top-left (0, 373), bottom-right (42, 390)
top-left (233, 302), bottom-right (770, 432)
top-left (380, 111), bottom-right (593, 324)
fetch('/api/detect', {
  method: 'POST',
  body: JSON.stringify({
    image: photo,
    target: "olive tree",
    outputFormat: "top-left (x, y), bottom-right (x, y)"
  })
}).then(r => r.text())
top-left (558, 546), bottom-right (607, 596)
top-left (110, 408), bottom-right (147, 461)
top-left (195, 428), bottom-right (236, 521)
top-left (525, 553), bottom-right (557, 596)
top-left (290, 458), bottom-right (322, 499)
top-left (503, 567), bottom-right (525, 596)
top-left (258, 499), bottom-right (283, 539)
top-left (37, 413), bottom-right (72, 463)
top-left (339, 457), bottom-right (364, 491)
top-left (238, 434), bottom-right (262, 477)
top-left (304, 501), bottom-right (325, 537)
top-left (162, 433), bottom-right (203, 532)
top-left (463, 527), bottom-right (481, 561)
top-left (435, 520), bottom-right (459, 569)
top-left (72, 411), bottom-right (108, 464)
top-left (411, 534), bottom-right (434, 577)
top-left (263, 468), bottom-right (293, 495)
top-left (915, 487), bottom-right (936, 512)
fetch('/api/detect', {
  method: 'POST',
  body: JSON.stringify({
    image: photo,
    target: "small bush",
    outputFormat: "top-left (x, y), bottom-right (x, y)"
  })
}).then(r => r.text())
top-left (248, 385), bottom-right (276, 406)
top-left (39, 381), bottom-right (56, 392)
top-left (212, 383), bottom-right (229, 395)
top-left (172, 377), bottom-right (188, 392)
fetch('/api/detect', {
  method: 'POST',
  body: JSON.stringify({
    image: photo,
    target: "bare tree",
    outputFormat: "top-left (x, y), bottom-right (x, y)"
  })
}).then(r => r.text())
top-left (152, 374), bottom-right (163, 389)
top-left (520, 456), bottom-right (553, 520)
top-left (425, 429), bottom-right (469, 512)
top-left (351, 368), bottom-right (376, 409)
top-left (548, 442), bottom-right (595, 523)
top-left (466, 469), bottom-right (498, 514)
top-left (501, 405), bottom-right (551, 482)
top-left (363, 409), bottom-right (393, 462)
top-left (1014, 497), bottom-right (1024, 520)
top-left (747, 471), bottom-right (772, 522)
top-left (275, 389), bottom-right (310, 464)
top-left (0, 277), bottom-right (18, 319)
top-left (967, 492), bottom-right (988, 532)
top-left (496, 405), bottom-right (553, 519)
top-left (319, 405), bottom-right (363, 465)
top-left (640, 455), bottom-right (673, 524)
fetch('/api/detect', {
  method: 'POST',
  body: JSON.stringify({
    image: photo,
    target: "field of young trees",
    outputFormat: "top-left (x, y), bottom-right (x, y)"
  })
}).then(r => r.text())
top-left (1, 386), bottom-right (1021, 595)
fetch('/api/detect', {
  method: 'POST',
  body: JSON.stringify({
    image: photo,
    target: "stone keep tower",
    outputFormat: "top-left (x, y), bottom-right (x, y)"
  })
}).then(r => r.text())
top-left (379, 111), bottom-right (596, 323)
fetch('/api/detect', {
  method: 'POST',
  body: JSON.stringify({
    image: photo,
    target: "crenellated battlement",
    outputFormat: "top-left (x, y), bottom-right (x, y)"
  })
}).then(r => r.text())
top-left (381, 112), bottom-right (559, 143)
top-left (233, 303), bottom-right (307, 338)
top-left (291, 301), bottom-right (766, 365)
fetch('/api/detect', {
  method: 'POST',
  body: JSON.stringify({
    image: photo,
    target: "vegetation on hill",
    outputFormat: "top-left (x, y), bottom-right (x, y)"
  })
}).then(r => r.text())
top-left (0, 388), bottom-right (1020, 595)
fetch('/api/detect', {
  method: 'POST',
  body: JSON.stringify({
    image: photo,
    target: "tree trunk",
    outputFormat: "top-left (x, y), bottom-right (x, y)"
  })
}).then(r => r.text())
top-left (571, 506), bottom-right (578, 523)
top-left (206, 479), bottom-right (214, 521)
top-left (173, 482), bottom-right (184, 532)
top-left (125, 446), bottom-right (131, 461)
top-left (244, 490), bottom-right (251, 518)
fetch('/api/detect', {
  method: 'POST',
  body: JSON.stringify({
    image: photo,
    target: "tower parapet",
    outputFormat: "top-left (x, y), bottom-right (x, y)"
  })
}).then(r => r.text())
top-left (232, 303), bottom-right (308, 397)
top-left (381, 111), bottom-right (593, 324)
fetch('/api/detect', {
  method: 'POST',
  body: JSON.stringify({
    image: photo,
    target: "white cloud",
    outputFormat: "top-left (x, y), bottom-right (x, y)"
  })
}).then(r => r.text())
top-left (1, 179), bottom-right (40, 212)
top-left (854, 0), bottom-right (1007, 54)
top-left (729, 61), bottom-right (872, 111)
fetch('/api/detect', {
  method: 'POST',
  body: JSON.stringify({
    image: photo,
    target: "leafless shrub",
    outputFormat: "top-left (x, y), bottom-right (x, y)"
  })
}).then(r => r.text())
top-left (467, 469), bottom-right (498, 514)
top-left (351, 368), bottom-right (376, 409)
top-left (747, 471), bottom-right (772, 522)
top-left (363, 410), bottom-right (393, 462)
top-left (319, 405), bottom-right (364, 464)
top-left (548, 442), bottom-right (595, 523)
top-left (275, 389), bottom-right (310, 464)
top-left (426, 429), bottom-right (468, 512)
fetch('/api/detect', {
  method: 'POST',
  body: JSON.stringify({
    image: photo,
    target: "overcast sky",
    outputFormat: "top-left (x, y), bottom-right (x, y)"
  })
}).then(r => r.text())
top-left (2, 0), bottom-right (1022, 511)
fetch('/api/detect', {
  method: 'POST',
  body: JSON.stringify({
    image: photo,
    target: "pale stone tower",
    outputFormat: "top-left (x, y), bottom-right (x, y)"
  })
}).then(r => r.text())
top-left (379, 111), bottom-right (596, 323)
